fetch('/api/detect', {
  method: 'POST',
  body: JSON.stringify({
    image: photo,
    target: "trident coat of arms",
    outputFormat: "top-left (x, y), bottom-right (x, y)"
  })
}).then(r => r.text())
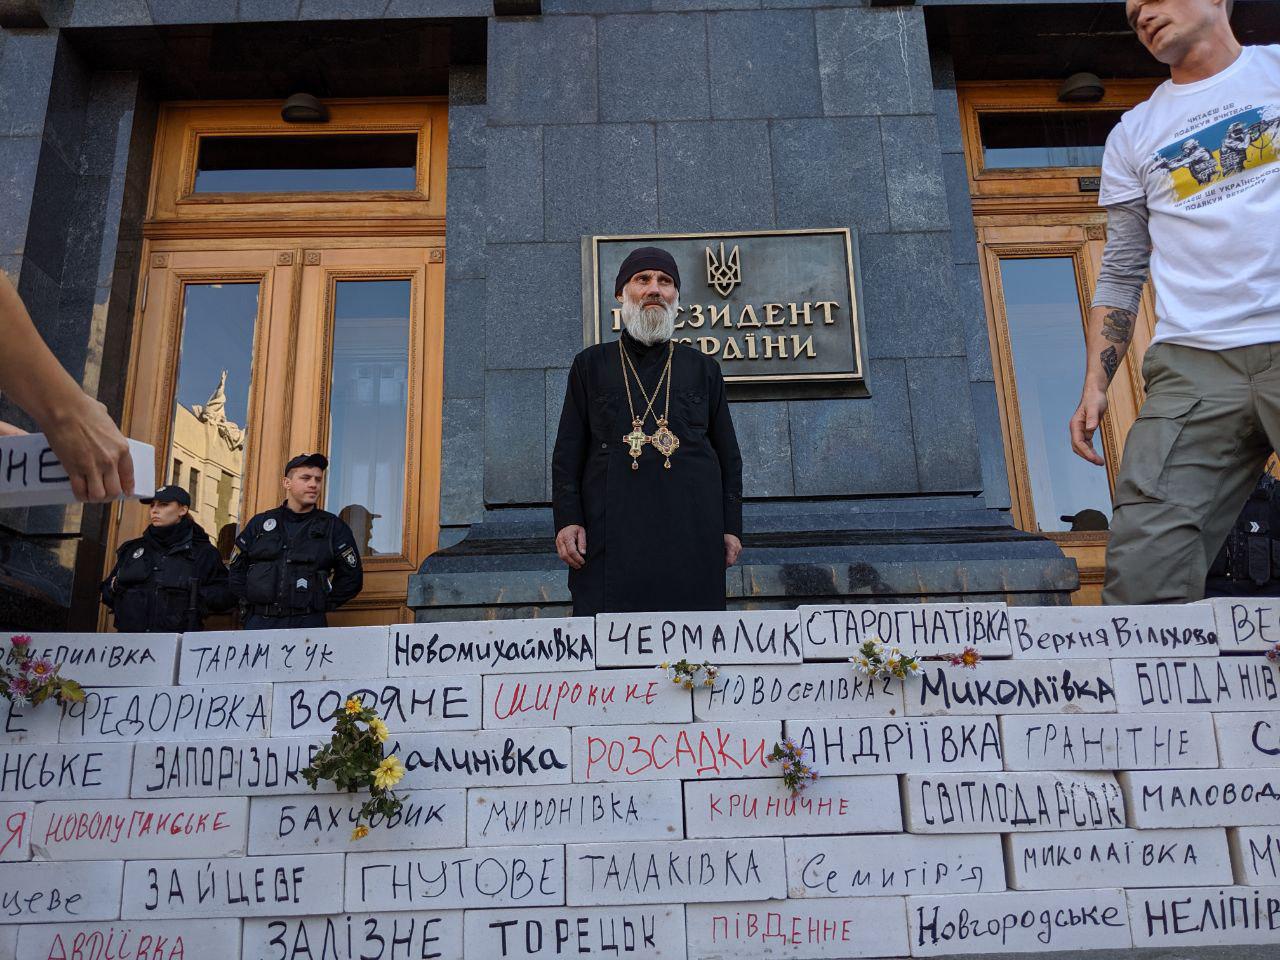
top-left (705, 242), bottom-right (742, 298)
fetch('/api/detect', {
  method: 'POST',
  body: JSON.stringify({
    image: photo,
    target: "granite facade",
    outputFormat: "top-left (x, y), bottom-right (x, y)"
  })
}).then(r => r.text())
top-left (0, 0), bottom-right (1079, 628)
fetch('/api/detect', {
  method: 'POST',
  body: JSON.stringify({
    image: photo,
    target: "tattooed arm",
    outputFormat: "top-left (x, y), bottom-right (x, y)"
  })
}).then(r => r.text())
top-left (1070, 200), bottom-right (1149, 465)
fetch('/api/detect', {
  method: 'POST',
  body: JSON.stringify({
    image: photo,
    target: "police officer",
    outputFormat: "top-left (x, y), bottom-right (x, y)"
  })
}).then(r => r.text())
top-left (229, 453), bottom-right (363, 629)
top-left (101, 485), bottom-right (234, 632)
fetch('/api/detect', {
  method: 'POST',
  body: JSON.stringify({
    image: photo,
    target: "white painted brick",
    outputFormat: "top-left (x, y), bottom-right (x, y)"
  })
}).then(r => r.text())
top-left (59, 684), bottom-right (271, 742)
top-left (903, 772), bottom-right (1124, 833)
top-left (1113, 656), bottom-right (1280, 711)
top-left (121, 854), bottom-right (343, 919)
top-left (248, 790), bottom-right (464, 854)
top-left (785, 834), bottom-right (1005, 898)
top-left (29, 797), bottom-right (248, 860)
top-left (784, 718), bottom-right (1003, 775)
top-left (484, 669), bottom-right (691, 728)
top-left (271, 676), bottom-right (481, 736)
top-left (1231, 827), bottom-right (1280, 884)
top-left (0, 927), bottom-right (13, 958)
top-left (129, 737), bottom-right (324, 798)
top-left (0, 699), bottom-right (60, 745)
top-left (4, 633), bottom-right (178, 686)
top-left (566, 839), bottom-right (785, 906)
top-left (596, 611), bottom-right (801, 667)
top-left (1127, 885), bottom-right (1280, 947)
top-left (693, 664), bottom-right (904, 722)
top-left (468, 781), bottom-right (683, 846)
top-left (391, 618), bottom-right (596, 676)
top-left (1210, 598), bottom-right (1280, 653)
top-left (907, 889), bottom-right (1130, 954)
top-left (573, 721), bottom-right (779, 782)
top-left (1000, 712), bottom-right (1219, 771)
top-left (243, 912), bottom-right (462, 960)
top-left (1, 743), bottom-right (133, 800)
top-left (391, 728), bottom-right (573, 789)
top-left (904, 659), bottom-right (1116, 717)
top-left (1007, 827), bottom-right (1233, 890)
top-left (1216, 711), bottom-right (1280, 767)
top-left (346, 845), bottom-right (564, 911)
top-left (0, 803), bottom-right (30, 862)
top-left (685, 897), bottom-right (907, 959)
top-left (0, 860), bottom-right (124, 924)
top-left (799, 603), bottom-right (1012, 660)
top-left (180, 627), bottom-right (389, 683)
top-left (1120, 770), bottom-right (1280, 827)
top-left (464, 905), bottom-right (685, 959)
top-left (18, 919), bottom-right (239, 960)
top-left (683, 775), bottom-right (901, 839)
top-left (1010, 604), bottom-right (1219, 658)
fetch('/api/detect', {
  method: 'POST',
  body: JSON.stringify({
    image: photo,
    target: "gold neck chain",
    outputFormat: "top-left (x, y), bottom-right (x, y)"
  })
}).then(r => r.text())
top-left (618, 339), bottom-right (680, 471)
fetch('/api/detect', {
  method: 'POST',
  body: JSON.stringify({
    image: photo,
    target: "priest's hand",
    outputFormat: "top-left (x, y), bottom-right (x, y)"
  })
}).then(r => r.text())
top-left (724, 534), bottom-right (742, 568)
top-left (556, 524), bottom-right (588, 569)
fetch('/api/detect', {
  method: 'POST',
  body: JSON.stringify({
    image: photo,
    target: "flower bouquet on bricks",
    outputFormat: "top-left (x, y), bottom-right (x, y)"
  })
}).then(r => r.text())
top-left (1, 634), bottom-right (84, 708)
top-left (301, 697), bottom-right (405, 840)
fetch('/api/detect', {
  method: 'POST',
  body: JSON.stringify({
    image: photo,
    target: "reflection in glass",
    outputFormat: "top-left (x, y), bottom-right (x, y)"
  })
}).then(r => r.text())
top-left (193, 133), bottom-right (418, 193)
top-left (327, 280), bottom-right (411, 557)
top-left (1000, 257), bottom-right (1113, 533)
top-left (169, 282), bottom-right (258, 546)
top-left (980, 111), bottom-right (1125, 170)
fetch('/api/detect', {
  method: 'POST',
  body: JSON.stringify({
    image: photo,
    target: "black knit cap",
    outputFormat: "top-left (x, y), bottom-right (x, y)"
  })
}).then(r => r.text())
top-left (614, 246), bottom-right (681, 297)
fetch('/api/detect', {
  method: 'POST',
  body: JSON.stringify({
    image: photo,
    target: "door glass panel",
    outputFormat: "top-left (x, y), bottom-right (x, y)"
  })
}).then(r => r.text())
top-left (170, 282), bottom-right (258, 557)
top-left (999, 257), bottom-right (1113, 533)
top-left (980, 111), bottom-right (1125, 169)
top-left (327, 279), bottom-right (411, 557)
top-left (193, 133), bottom-right (418, 193)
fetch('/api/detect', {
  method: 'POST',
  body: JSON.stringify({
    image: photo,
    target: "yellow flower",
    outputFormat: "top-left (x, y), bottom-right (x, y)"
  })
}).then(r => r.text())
top-left (344, 697), bottom-right (363, 716)
top-left (368, 717), bottom-right (389, 743)
top-left (351, 824), bottom-right (369, 841)
top-left (373, 755), bottom-right (405, 790)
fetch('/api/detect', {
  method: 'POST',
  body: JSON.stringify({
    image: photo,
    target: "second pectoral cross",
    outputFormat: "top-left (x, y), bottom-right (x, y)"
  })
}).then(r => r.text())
top-left (623, 420), bottom-right (648, 471)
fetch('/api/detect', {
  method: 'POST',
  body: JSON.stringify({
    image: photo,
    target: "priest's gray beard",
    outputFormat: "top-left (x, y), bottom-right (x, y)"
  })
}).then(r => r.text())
top-left (620, 296), bottom-right (678, 345)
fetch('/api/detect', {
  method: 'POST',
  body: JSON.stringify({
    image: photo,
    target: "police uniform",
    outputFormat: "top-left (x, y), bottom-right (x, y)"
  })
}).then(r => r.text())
top-left (101, 485), bottom-right (234, 632)
top-left (229, 455), bottom-right (364, 629)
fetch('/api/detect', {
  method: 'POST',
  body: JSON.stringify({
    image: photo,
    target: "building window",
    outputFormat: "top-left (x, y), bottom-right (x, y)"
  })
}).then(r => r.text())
top-left (188, 467), bottom-right (200, 506)
top-left (171, 457), bottom-right (183, 486)
top-left (978, 110), bottom-right (1126, 171)
top-left (193, 132), bottom-right (418, 194)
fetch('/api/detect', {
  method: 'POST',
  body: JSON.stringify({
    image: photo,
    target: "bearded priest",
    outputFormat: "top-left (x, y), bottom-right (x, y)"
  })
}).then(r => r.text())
top-left (552, 246), bottom-right (744, 616)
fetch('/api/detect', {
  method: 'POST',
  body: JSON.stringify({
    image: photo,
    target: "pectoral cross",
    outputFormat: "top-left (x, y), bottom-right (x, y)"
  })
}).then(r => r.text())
top-left (623, 420), bottom-right (648, 471)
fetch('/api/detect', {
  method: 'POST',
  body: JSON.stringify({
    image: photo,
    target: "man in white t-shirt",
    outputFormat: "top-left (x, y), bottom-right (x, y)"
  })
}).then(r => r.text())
top-left (1070, 0), bottom-right (1280, 603)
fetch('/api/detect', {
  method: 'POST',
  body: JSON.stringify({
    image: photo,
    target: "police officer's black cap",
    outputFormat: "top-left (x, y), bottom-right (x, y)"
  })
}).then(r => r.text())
top-left (140, 484), bottom-right (191, 506)
top-left (285, 453), bottom-right (329, 474)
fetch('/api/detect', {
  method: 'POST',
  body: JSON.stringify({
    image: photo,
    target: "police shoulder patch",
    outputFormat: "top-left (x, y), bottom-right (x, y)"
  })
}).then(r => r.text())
top-left (263, 518), bottom-right (277, 532)
top-left (342, 547), bottom-right (358, 567)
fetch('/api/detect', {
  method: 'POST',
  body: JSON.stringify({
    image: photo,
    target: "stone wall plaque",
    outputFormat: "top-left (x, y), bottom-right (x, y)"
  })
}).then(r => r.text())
top-left (242, 911), bottom-right (463, 960)
top-left (596, 611), bottom-right (801, 667)
top-left (4, 633), bottom-right (178, 686)
top-left (467, 781), bottom-right (683, 847)
top-left (0, 860), bottom-right (124, 924)
top-left (483, 668), bottom-right (692, 728)
top-left (905, 659), bottom-right (1116, 717)
top-left (0, 802), bottom-right (31, 862)
top-left (271, 676), bottom-right (481, 736)
top-left (1010, 604), bottom-right (1219, 658)
top-left (464, 905), bottom-right (685, 959)
top-left (181, 627), bottom-right (389, 683)
top-left (902, 772), bottom-right (1125, 833)
top-left (2, 743), bottom-right (133, 800)
top-left (573, 721), bottom-right (778, 782)
top-left (392, 618), bottom-right (596, 676)
top-left (1006, 827), bottom-right (1233, 890)
top-left (1127, 885), bottom-right (1280, 947)
top-left (18, 919), bottom-right (240, 960)
top-left (1113, 657), bottom-right (1280, 711)
top-left (1230, 826), bottom-right (1280, 884)
top-left (1000, 712), bottom-right (1219, 771)
top-left (121, 853), bottom-right (344, 919)
top-left (908, 889), bottom-right (1131, 955)
top-left (1209, 598), bottom-right (1280, 653)
top-left (683, 775), bottom-right (900, 839)
top-left (345, 845), bottom-right (565, 911)
top-left (785, 834), bottom-right (1005, 898)
top-left (390, 728), bottom-right (573, 789)
top-left (586, 229), bottom-right (866, 394)
top-left (1120, 770), bottom-right (1280, 827)
top-left (694, 664), bottom-right (903, 722)
top-left (130, 737), bottom-right (323, 798)
top-left (566, 838), bottom-right (785, 906)
top-left (685, 897), bottom-right (909, 959)
top-left (800, 603), bottom-right (1012, 660)
top-left (784, 717), bottom-right (1003, 775)
top-left (0, 699), bottom-right (60, 745)
top-left (248, 790), bottom-right (465, 854)
top-left (29, 797), bottom-right (249, 860)
top-left (60, 683), bottom-right (272, 742)
top-left (1215, 711), bottom-right (1280, 767)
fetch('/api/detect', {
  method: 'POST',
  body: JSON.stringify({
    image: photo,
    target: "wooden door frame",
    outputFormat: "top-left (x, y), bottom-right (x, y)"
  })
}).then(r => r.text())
top-left (105, 98), bottom-right (448, 626)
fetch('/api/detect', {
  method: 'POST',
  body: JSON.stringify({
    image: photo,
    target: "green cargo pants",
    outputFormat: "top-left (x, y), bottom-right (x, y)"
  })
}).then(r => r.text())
top-left (1104, 340), bottom-right (1280, 604)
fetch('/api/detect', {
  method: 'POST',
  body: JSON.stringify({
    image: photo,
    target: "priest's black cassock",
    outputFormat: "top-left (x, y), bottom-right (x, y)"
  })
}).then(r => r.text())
top-left (552, 331), bottom-right (743, 616)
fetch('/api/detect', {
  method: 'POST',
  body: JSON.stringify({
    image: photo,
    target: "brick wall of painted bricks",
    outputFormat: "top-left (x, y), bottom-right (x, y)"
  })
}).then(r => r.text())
top-left (2, 599), bottom-right (1280, 959)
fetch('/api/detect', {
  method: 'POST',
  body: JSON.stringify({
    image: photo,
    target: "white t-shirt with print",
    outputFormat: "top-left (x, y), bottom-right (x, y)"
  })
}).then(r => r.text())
top-left (1100, 44), bottom-right (1280, 350)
